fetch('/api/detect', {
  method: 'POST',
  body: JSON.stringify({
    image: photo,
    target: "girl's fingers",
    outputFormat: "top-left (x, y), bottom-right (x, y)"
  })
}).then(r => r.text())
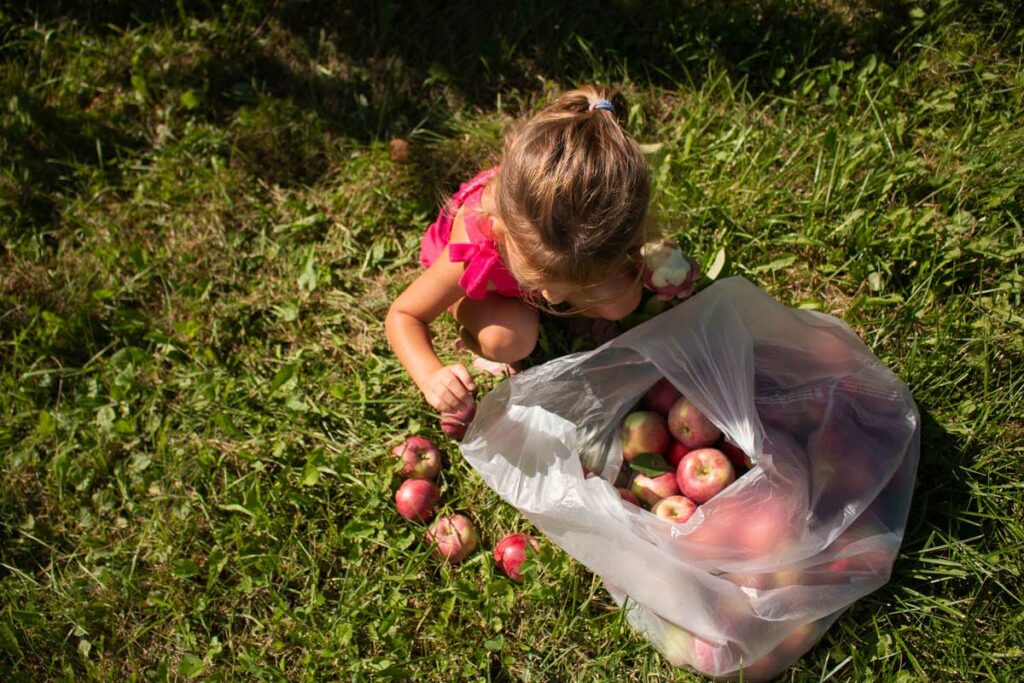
top-left (442, 388), bottom-right (471, 413)
top-left (442, 381), bottom-right (470, 409)
top-left (450, 364), bottom-right (476, 392)
top-left (426, 365), bottom-right (476, 413)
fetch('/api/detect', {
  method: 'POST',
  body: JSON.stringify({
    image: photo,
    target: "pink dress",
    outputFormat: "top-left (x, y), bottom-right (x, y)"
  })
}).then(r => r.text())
top-left (419, 168), bottom-right (525, 300)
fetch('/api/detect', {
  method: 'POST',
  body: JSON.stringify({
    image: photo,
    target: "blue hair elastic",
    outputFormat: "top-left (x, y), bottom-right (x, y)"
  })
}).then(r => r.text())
top-left (588, 99), bottom-right (615, 113)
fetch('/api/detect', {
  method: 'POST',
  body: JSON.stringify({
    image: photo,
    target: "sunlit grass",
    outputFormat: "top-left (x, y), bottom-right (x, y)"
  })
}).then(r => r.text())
top-left (1, 1), bottom-right (1022, 680)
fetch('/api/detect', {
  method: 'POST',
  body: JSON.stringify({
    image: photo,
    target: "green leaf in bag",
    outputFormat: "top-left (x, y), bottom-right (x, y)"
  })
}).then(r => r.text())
top-left (629, 452), bottom-right (672, 477)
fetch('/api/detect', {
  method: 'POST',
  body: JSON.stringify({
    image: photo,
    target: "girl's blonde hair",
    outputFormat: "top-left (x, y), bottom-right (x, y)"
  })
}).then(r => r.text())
top-left (494, 86), bottom-right (651, 310)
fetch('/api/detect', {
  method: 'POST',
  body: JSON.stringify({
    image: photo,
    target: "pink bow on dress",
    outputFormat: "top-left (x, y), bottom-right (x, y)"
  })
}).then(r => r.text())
top-left (449, 241), bottom-right (502, 300)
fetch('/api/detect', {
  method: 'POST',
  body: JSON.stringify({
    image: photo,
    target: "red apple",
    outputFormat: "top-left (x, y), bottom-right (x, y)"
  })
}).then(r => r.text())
top-left (440, 402), bottom-right (476, 441)
top-left (689, 635), bottom-right (726, 675)
top-left (676, 448), bottom-right (735, 504)
top-left (629, 471), bottom-right (680, 507)
top-left (643, 377), bottom-right (683, 416)
top-left (391, 435), bottom-right (442, 480)
top-left (618, 488), bottom-right (641, 506)
top-left (825, 555), bottom-right (853, 574)
top-left (426, 514), bottom-right (478, 563)
top-left (620, 411), bottom-right (670, 461)
top-left (734, 497), bottom-right (795, 557)
top-left (652, 495), bottom-right (697, 524)
top-left (493, 533), bottom-right (541, 582)
top-left (389, 138), bottom-right (410, 163)
top-left (738, 651), bottom-right (784, 681)
top-left (718, 439), bottom-right (752, 470)
top-left (666, 439), bottom-right (691, 468)
top-left (667, 398), bottom-right (721, 449)
top-left (806, 326), bottom-right (858, 373)
top-left (395, 479), bottom-right (440, 523)
top-left (773, 622), bottom-right (822, 662)
top-left (641, 238), bottom-right (700, 300)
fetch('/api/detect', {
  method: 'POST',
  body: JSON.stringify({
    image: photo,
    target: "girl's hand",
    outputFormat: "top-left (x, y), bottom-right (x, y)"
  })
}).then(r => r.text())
top-left (423, 364), bottom-right (476, 413)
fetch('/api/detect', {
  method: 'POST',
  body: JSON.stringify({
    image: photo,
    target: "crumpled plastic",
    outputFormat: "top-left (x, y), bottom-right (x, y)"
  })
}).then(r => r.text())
top-left (461, 277), bottom-right (919, 679)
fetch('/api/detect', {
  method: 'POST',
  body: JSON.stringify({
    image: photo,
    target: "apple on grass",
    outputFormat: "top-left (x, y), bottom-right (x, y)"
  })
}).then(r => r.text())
top-left (395, 479), bottom-right (440, 523)
top-left (630, 471), bottom-right (680, 508)
top-left (389, 138), bottom-right (410, 163)
top-left (667, 398), bottom-right (721, 449)
top-left (493, 533), bottom-right (541, 582)
top-left (621, 411), bottom-right (670, 461)
top-left (652, 495), bottom-right (697, 524)
top-left (676, 448), bottom-right (735, 504)
top-left (426, 514), bottom-right (478, 563)
top-left (440, 403), bottom-right (476, 441)
top-left (391, 435), bottom-right (442, 480)
top-left (641, 238), bottom-right (700, 300)
top-left (643, 378), bottom-right (683, 416)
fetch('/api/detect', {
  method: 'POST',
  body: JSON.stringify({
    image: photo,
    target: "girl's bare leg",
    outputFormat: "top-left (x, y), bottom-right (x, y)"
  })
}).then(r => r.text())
top-left (451, 294), bottom-right (539, 366)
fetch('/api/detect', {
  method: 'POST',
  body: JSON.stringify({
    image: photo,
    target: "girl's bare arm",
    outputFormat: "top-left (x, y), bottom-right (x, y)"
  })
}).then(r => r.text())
top-left (385, 247), bottom-right (476, 412)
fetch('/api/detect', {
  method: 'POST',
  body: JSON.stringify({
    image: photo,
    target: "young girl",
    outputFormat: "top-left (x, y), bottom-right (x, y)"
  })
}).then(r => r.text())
top-left (385, 86), bottom-right (651, 417)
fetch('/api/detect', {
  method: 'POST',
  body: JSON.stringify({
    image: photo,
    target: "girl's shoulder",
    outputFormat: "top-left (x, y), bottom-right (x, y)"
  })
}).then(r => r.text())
top-left (451, 167), bottom-right (499, 242)
top-left (449, 167), bottom-right (499, 207)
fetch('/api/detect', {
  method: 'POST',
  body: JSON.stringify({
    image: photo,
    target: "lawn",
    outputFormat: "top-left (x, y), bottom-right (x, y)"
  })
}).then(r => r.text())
top-left (1, 1), bottom-right (1022, 680)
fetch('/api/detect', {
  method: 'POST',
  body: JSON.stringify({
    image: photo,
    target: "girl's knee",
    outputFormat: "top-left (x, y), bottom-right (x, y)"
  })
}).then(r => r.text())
top-left (477, 324), bottom-right (537, 363)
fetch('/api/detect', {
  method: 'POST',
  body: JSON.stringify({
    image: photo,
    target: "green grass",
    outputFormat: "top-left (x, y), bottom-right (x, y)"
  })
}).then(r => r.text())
top-left (2, 0), bottom-right (1023, 680)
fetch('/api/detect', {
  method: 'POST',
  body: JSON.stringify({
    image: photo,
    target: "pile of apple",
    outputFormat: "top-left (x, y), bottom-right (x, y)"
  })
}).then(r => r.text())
top-left (617, 378), bottom-right (751, 522)
top-left (391, 435), bottom-right (539, 581)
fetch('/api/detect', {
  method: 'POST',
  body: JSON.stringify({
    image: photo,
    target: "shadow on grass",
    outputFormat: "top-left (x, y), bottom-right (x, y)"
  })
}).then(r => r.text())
top-left (846, 405), bottom-right (992, 636)
top-left (9, 1), bottom-right (1021, 213)
top-left (11, 1), bottom-right (930, 139)
top-left (22, 1), bottom-right (1019, 110)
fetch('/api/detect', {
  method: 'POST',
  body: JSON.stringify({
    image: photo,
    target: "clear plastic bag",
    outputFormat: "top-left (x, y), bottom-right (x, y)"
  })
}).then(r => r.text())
top-left (460, 277), bottom-right (919, 680)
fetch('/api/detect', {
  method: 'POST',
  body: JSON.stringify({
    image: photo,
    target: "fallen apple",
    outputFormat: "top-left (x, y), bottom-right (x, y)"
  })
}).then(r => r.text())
top-left (652, 495), bottom-right (697, 524)
top-left (395, 479), bottom-right (440, 523)
top-left (391, 435), bottom-right (442, 480)
top-left (493, 533), bottom-right (541, 582)
top-left (426, 514), bottom-right (478, 563)
top-left (643, 377), bottom-right (683, 416)
top-left (620, 410), bottom-right (670, 461)
top-left (389, 138), bottom-right (410, 163)
top-left (676, 448), bottom-right (735, 504)
top-left (641, 238), bottom-right (700, 300)
top-left (630, 471), bottom-right (680, 507)
top-left (667, 398), bottom-right (721, 449)
top-left (440, 402), bottom-right (476, 441)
